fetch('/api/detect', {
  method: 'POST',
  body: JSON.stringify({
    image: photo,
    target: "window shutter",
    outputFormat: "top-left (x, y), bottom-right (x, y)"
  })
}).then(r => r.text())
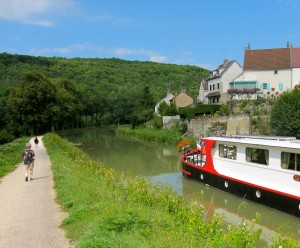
top-left (267, 83), bottom-right (270, 90)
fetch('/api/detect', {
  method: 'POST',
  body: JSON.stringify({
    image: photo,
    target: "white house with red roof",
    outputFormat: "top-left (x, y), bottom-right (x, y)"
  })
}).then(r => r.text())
top-left (229, 44), bottom-right (300, 100)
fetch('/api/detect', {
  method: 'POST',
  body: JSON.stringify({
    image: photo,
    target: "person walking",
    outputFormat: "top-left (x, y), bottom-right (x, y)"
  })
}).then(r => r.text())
top-left (34, 136), bottom-right (39, 148)
top-left (21, 142), bottom-right (35, 182)
top-left (196, 135), bottom-right (206, 166)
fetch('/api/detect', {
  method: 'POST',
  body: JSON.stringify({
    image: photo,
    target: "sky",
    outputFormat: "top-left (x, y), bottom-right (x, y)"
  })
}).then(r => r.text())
top-left (0, 0), bottom-right (299, 70)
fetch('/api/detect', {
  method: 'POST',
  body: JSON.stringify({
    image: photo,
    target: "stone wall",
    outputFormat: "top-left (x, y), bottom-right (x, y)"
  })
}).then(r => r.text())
top-left (189, 114), bottom-right (250, 138)
top-left (226, 115), bottom-right (250, 136)
top-left (163, 115), bottom-right (181, 129)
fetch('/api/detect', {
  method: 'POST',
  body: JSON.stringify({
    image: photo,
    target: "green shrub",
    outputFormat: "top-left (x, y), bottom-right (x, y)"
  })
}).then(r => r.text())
top-left (150, 116), bottom-right (163, 129)
top-left (0, 130), bottom-right (15, 144)
top-left (0, 136), bottom-right (29, 178)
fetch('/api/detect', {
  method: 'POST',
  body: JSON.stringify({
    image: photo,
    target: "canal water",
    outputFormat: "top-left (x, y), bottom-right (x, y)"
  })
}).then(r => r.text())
top-left (59, 128), bottom-right (300, 246)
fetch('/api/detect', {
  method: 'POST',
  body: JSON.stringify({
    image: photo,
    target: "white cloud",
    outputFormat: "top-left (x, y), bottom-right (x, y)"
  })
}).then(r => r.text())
top-left (29, 42), bottom-right (95, 55)
top-left (277, 0), bottom-right (298, 7)
top-left (28, 43), bottom-right (168, 63)
top-left (29, 43), bottom-right (208, 66)
top-left (149, 55), bottom-right (167, 63)
top-left (197, 63), bottom-right (214, 70)
top-left (112, 47), bottom-right (167, 62)
top-left (0, 0), bottom-right (76, 26)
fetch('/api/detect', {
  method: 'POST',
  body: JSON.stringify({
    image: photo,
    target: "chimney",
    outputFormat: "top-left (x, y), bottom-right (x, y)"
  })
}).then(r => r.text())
top-left (286, 41), bottom-right (293, 48)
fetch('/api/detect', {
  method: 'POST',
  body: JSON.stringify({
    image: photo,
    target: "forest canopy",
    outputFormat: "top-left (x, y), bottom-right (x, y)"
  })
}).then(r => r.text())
top-left (0, 53), bottom-right (210, 142)
top-left (0, 53), bottom-right (209, 100)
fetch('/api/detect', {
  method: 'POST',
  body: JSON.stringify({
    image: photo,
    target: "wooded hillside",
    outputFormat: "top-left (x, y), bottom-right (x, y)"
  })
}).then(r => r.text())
top-left (0, 53), bottom-right (210, 143)
top-left (0, 53), bottom-right (209, 101)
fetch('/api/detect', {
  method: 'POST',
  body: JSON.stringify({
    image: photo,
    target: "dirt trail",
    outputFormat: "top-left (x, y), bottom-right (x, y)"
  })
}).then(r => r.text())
top-left (0, 136), bottom-right (73, 248)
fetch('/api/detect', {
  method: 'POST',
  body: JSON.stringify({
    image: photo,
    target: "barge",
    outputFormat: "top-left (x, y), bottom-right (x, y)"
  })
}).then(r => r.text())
top-left (181, 135), bottom-right (300, 217)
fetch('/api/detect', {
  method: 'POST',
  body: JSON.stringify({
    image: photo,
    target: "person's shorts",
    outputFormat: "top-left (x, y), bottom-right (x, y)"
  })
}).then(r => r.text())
top-left (24, 161), bottom-right (34, 170)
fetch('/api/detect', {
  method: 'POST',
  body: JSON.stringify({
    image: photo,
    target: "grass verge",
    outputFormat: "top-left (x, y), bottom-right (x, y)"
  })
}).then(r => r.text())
top-left (115, 126), bottom-right (197, 146)
top-left (0, 136), bottom-right (29, 178)
top-left (42, 132), bottom-right (300, 248)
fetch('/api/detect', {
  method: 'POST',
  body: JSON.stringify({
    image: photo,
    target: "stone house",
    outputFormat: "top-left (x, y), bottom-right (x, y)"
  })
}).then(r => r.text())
top-left (155, 90), bottom-right (194, 128)
top-left (155, 90), bottom-right (194, 115)
top-left (174, 91), bottom-right (193, 108)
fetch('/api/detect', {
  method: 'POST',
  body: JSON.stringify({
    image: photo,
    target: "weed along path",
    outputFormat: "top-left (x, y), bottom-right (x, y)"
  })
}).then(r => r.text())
top-left (0, 136), bottom-right (72, 248)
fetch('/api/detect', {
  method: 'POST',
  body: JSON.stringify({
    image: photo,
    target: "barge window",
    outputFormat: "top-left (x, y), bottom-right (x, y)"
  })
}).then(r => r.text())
top-left (219, 144), bottom-right (236, 160)
top-left (281, 152), bottom-right (300, 171)
top-left (246, 147), bottom-right (269, 165)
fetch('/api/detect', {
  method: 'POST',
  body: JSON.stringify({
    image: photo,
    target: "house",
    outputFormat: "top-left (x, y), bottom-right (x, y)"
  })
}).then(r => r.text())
top-left (174, 91), bottom-right (194, 108)
top-left (155, 90), bottom-right (193, 129)
top-left (199, 59), bottom-right (243, 104)
top-left (229, 44), bottom-right (300, 100)
top-left (154, 92), bottom-right (174, 115)
top-left (197, 79), bottom-right (208, 104)
top-left (154, 90), bottom-right (194, 115)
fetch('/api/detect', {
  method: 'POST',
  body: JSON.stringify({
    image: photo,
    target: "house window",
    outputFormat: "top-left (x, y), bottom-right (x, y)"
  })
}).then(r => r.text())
top-left (261, 83), bottom-right (269, 90)
top-left (274, 70), bottom-right (278, 75)
top-left (217, 83), bottom-right (220, 89)
top-left (278, 82), bottom-right (284, 91)
top-left (246, 147), bottom-right (269, 165)
top-left (213, 84), bottom-right (215, 90)
top-left (219, 144), bottom-right (237, 160)
top-left (281, 152), bottom-right (300, 171)
top-left (210, 85), bottom-right (212, 91)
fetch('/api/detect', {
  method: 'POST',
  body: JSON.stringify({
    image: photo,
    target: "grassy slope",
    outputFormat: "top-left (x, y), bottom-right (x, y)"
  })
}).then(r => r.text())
top-left (44, 132), bottom-right (291, 248)
top-left (0, 137), bottom-right (29, 178)
top-left (1, 133), bottom-right (297, 247)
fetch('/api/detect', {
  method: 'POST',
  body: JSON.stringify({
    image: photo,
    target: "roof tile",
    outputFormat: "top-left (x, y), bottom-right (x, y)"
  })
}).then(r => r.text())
top-left (243, 48), bottom-right (300, 70)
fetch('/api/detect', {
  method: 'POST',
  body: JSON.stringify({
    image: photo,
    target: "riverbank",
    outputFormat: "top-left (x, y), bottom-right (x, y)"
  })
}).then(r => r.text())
top-left (0, 133), bottom-right (298, 247)
top-left (116, 125), bottom-right (197, 147)
top-left (42, 133), bottom-right (298, 247)
top-left (116, 125), bottom-right (183, 144)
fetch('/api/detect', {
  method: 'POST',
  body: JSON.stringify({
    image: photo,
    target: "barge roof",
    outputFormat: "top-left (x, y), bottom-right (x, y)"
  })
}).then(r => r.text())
top-left (206, 135), bottom-right (300, 149)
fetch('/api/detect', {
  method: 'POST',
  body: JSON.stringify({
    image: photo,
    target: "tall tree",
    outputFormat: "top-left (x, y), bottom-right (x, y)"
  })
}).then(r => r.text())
top-left (135, 86), bottom-right (155, 124)
top-left (270, 88), bottom-right (300, 138)
top-left (8, 71), bottom-right (57, 135)
top-left (52, 78), bottom-right (82, 130)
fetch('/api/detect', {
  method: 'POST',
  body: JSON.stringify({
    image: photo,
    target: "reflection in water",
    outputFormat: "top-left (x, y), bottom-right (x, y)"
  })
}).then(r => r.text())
top-left (63, 128), bottom-right (181, 176)
top-left (182, 178), bottom-right (300, 247)
top-left (59, 128), bottom-right (300, 245)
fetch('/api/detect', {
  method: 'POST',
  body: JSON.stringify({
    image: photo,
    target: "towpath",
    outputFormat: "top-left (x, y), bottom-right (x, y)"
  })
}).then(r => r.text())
top-left (0, 136), bottom-right (73, 248)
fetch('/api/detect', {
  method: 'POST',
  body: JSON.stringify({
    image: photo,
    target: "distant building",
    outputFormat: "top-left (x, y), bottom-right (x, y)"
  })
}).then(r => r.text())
top-left (198, 59), bottom-right (243, 104)
top-left (154, 90), bottom-right (194, 115)
top-left (174, 91), bottom-right (194, 108)
top-left (154, 92), bottom-right (174, 115)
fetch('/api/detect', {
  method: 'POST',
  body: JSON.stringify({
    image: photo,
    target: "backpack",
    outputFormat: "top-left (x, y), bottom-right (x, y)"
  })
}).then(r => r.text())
top-left (24, 150), bottom-right (34, 165)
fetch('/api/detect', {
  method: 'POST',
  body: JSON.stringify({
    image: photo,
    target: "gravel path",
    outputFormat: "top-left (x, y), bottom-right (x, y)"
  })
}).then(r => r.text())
top-left (0, 136), bottom-right (73, 248)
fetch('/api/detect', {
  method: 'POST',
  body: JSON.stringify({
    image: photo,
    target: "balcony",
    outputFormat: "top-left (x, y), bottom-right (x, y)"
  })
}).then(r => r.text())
top-left (227, 88), bottom-right (260, 95)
